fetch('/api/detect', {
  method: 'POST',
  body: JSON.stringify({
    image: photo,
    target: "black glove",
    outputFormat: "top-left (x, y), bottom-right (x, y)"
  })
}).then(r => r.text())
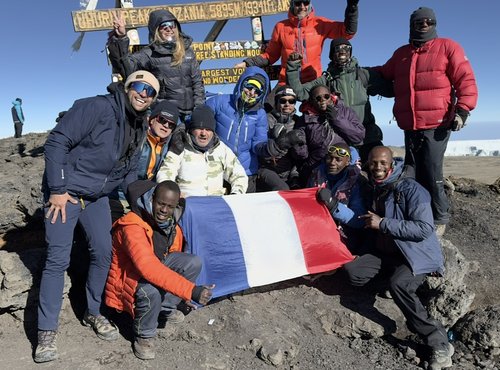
top-left (191, 285), bottom-right (213, 305)
top-left (325, 103), bottom-right (338, 120)
top-left (345, 0), bottom-right (359, 34)
top-left (276, 130), bottom-right (306, 151)
top-left (55, 111), bottom-right (67, 123)
top-left (452, 108), bottom-right (469, 131)
top-left (316, 188), bottom-right (339, 212)
top-left (169, 127), bottom-right (186, 155)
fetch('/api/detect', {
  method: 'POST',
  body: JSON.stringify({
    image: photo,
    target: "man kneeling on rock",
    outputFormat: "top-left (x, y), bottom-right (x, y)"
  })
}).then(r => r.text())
top-left (105, 180), bottom-right (214, 360)
top-left (343, 146), bottom-right (454, 370)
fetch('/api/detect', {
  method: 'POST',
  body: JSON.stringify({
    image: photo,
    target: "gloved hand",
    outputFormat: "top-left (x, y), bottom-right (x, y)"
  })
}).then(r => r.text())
top-left (55, 111), bottom-right (67, 123)
top-left (452, 108), bottom-right (469, 131)
top-left (288, 52), bottom-right (303, 62)
top-left (191, 284), bottom-right (215, 305)
top-left (169, 127), bottom-right (186, 155)
top-left (276, 130), bottom-right (306, 151)
top-left (316, 188), bottom-right (339, 212)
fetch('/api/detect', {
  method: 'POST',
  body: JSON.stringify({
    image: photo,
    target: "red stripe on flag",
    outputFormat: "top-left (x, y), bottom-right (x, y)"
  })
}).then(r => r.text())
top-left (278, 188), bottom-right (354, 274)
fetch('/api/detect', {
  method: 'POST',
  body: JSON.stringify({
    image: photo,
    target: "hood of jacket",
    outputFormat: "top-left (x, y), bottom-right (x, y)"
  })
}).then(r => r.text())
top-left (232, 66), bottom-right (270, 110)
top-left (148, 9), bottom-right (186, 44)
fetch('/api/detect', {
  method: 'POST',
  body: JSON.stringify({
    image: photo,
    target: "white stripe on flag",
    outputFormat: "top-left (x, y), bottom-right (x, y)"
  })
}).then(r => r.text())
top-left (223, 192), bottom-right (308, 287)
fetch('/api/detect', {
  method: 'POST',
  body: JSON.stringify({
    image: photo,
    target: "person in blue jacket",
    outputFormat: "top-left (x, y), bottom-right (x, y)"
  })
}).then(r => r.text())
top-left (313, 143), bottom-right (365, 253)
top-left (206, 66), bottom-right (303, 192)
top-left (11, 97), bottom-right (25, 138)
top-left (35, 70), bottom-right (159, 364)
top-left (343, 146), bottom-right (453, 370)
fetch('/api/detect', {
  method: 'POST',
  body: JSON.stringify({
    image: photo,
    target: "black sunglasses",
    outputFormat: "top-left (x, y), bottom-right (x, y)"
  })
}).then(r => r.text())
top-left (314, 93), bottom-right (331, 102)
top-left (279, 97), bottom-right (296, 105)
top-left (413, 18), bottom-right (436, 27)
top-left (156, 115), bottom-right (176, 128)
top-left (294, 0), bottom-right (310, 6)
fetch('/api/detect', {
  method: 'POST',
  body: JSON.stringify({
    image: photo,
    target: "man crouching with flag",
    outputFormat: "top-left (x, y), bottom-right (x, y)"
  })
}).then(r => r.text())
top-left (105, 180), bottom-right (214, 360)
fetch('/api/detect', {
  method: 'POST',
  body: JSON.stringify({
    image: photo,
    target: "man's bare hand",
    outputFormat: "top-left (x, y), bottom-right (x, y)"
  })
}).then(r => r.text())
top-left (359, 211), bottom-right (382, 230)
top-left (234, 62), bottom-right (247, 69)
top-left (113, 12), bottom-right (127, 37)
top-left (45, 193), bottom-right (78, 224)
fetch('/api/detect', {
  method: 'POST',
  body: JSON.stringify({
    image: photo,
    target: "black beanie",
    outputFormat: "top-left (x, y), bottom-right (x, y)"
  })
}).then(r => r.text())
top-left (329, 38), bottom-right (352, 61)
top-left (189, 105), bottom-right (217, 132)
top-left (149, 100), bottom-right (179, 124)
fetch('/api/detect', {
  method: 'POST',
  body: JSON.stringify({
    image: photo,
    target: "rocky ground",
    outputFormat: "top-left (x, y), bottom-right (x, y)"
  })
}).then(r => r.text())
top-left (0, 133), bottom-right (499, 370)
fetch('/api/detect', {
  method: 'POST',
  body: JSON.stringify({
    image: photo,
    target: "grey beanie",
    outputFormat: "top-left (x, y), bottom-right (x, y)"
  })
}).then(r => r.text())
top-left (410, 7), bottom-right (437, 25)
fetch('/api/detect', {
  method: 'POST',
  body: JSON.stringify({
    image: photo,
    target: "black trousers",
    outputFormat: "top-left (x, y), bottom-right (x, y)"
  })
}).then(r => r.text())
top-left (404, 128), bottom-right (451, 224)
top-left (14, 122), bottom-right (23, 138)
top-left (343, 253), bottom-right (448, 350)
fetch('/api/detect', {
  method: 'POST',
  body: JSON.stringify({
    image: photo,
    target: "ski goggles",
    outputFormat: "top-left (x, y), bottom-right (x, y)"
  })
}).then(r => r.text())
top-left (159, 21), bottom-right (176, 30)
top-left (242, 82), bottom-right (263, 95)
top-left (328, 146), bottom-right (350, 158)
top-left (334, 44), bottom-right (352, 53)
top-left (129, 81), bottom-right (157, 98)
top-left (156, 115), bottom-right (176, 128)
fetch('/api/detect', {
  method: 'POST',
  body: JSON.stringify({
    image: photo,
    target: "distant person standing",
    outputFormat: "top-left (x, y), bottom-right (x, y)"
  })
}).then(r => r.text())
top-left (11, 98), bottom-right (25, 138)
top-left (374, 7), bottom-right (478, 236)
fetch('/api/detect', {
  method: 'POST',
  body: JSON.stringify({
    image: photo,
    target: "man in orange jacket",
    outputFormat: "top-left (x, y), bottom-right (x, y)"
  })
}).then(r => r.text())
top-left (105, 180), bottom-right (214, 360)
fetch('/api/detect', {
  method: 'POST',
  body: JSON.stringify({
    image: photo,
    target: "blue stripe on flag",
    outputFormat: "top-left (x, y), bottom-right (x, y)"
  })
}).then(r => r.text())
top-left (180, 196), bottom-right (249, 298)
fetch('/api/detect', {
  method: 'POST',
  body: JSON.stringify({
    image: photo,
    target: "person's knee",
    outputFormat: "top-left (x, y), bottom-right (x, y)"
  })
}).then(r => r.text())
top-left (185, 254), bottom-right (202, 276)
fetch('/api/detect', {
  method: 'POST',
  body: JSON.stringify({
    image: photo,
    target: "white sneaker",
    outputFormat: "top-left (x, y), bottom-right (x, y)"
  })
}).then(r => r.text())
top-left (428, 343), bottom-right (454, 370)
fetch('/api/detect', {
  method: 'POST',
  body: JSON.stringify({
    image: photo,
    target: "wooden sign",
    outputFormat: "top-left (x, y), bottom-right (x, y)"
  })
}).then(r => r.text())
top-left (72, 0), bottom-right (289, 32)
top-left (202, 65), bottom-right (280, 85)
top-left (130, 40), bottom-right (265, 61)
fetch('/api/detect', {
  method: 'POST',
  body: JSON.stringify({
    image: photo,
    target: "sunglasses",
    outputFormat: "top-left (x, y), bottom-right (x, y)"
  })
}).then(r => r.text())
top-left (334, 44), bottom-right (352, 53)
top-left (293, 0), bottom-right (310, 6)
top-left (279, 97), bottom-right (296, 105)
top-left (243, 82), bottom-right (263, 95)
top-left (328, 146), bottom-right (350, 158)
top-left (156, 115), bottom-right (176, 128)
top-left (129, 81), bottom-right (157, 98)
top-left (159, 21), bottom-right (176, 30)
top-left (314, 93), bottom-right (331, 102)
top-left (413, 18), bottom-right (436, 27)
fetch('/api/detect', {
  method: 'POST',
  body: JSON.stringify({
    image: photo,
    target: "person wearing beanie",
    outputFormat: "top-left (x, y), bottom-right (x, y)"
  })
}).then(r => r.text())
top-left (35, 71), bottom-right (158, 363)
top-left (287, 38), bottom-right (394, 163)
top-left (257, 85), bottom-right (305, 191)
top-left (206, 67), bottom-right (277, 193)
top-left (157, 104), bottom-right (248, 197)
top-left (106, 179), bottom-right (214, 360)
top-left (235, 0), bottom-right (359, 85)
top-left (374, 6), bottom-right (478, 243)
top-left (11, 97), bottom-right (25, 138)
top-left (107, 10), bottom-right (205, 121)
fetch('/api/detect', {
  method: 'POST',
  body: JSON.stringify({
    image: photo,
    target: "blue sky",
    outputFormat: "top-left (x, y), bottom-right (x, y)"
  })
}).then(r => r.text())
top-left (2, 0), bottom-right (499, 144)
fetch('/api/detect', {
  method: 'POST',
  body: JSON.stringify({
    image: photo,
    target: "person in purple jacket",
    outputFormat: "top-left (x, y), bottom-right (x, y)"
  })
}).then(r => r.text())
top-left (294, 84), bottom-right (364, 186)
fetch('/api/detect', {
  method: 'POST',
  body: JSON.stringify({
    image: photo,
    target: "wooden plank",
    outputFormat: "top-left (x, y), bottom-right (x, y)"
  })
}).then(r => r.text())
top-left (72, 0), bottom-right (289, 32)
top-left (202, 65), bottom-right (280, 85)
top-left (130, 40), bottom-right (264, 61)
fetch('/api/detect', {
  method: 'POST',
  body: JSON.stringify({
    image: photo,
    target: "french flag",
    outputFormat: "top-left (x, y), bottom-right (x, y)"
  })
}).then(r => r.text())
top-left (180, 188), bottom-right (354, 298)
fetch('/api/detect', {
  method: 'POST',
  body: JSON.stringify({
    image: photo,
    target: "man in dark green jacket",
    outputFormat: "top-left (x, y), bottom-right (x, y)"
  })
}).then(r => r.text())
top-left (286, 39), bottom-right (393, 162)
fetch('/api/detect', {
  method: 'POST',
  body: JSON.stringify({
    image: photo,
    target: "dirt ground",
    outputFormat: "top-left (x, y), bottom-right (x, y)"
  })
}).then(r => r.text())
top-left (1, 155), bottom-right (499, 370)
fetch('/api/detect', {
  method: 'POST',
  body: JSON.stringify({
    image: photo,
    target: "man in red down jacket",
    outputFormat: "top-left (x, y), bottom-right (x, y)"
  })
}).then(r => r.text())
top-left (235, 0), bottom-right (359, 85)
top-left (375, 7), bottom-right (478, 236)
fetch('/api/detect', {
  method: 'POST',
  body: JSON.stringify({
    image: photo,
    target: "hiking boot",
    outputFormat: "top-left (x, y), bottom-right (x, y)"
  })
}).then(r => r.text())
top-left (34, 330), bottom-right (59, 363)
top-left (82, 310), bottom-right (119, 341)
top-left (435, 224), bottom-right (446, 238)
top-left (428, 343), bottom-right (454, 370)
top-left (158, 309), bottom-right (185, 327)
top-left (133, 337), bottom-right (156, 360)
